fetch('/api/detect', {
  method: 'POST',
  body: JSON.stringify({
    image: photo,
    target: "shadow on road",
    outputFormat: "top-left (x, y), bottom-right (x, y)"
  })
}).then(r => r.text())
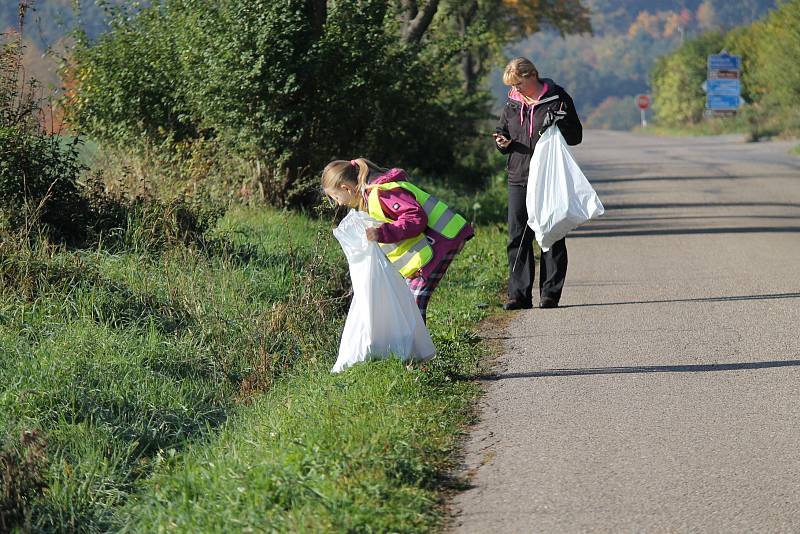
top-left (572, 226), bottom-right (800, 238)
top-left (567, 199), bottom-right (800, 238)
top-left (590, 175), bottom-right (757, 184)
top-left (601, 202), bottom-right (800, 210)
top-left (597, 214), bottom-right (800, 222)
top-left (480, 359), bottom-right (800, 381)
top-left (560, 291), bottom-right (800, 308)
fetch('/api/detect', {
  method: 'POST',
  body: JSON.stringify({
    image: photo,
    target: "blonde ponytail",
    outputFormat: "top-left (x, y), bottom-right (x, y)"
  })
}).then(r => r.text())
top-left (352, 158), bottom-right (370, 210)
top-left (321, 157), bottom-right (390, 211)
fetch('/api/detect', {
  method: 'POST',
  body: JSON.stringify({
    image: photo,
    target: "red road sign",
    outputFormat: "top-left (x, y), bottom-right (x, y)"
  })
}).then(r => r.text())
top-left (636, 94), bottom-right (651, 110)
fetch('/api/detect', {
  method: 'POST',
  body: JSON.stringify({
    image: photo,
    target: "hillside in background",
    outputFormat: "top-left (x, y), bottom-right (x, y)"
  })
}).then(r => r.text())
top-left (493, 0), bottom-right (778, 130)
top-left (1, 0), bottom-right (120, 118)
top-left (1, 0), bottom-right (114, 47)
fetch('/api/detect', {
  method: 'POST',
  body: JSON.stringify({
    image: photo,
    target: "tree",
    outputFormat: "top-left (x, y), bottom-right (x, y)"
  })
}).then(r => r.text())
top-left (650, 31), bottom-right (725, 126)
top-left (399, 0), bottom-right (441, 44)
top-left (397, 0), bottom-right (591, 94)
top-left (749, 0), bottom-right (800, 108)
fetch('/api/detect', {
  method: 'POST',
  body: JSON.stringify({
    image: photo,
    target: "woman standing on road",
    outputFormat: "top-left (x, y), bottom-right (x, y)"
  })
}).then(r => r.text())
top-left (494, 57), bottom-right (583, 310)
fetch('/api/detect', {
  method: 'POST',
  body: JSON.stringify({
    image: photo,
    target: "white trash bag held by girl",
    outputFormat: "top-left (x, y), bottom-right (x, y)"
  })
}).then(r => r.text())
top-left (331, 209), bottom-right (435, 373)
top-left (526, 126), bottom-right (604, 252)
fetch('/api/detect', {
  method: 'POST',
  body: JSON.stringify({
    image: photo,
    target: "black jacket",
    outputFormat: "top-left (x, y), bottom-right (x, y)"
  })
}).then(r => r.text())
top-left (495, 78), bottom-right (582, 186)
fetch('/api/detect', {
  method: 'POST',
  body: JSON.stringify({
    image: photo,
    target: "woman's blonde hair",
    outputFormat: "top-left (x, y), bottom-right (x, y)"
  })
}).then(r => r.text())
top-left (502, 57), bottom-right (539, 86)
top-left (321, 157), bottom-right (389, 211)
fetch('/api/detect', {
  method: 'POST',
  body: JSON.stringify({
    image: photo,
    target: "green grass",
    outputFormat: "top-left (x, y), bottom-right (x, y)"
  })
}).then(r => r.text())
top-left (642, 116), bottom-right (750, 137)
top-left (791, 145), bottom-right (800, 156)
top-left (1, 190), bottom-right (507, 532)
top-left (644, 108), bottom-right (800, 143)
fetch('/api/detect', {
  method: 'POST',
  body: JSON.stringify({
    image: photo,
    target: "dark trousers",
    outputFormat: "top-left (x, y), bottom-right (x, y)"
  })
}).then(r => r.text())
top-left (507, 183), bottom-right (568, 304)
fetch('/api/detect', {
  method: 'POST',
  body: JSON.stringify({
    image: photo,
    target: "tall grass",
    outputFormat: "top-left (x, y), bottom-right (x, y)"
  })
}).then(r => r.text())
top-left (1, 188), bottom-right (507, 531)
top-left (0, 207), bottom-right (349, 531)
top-left (117, 212), bottom-right (505, 533)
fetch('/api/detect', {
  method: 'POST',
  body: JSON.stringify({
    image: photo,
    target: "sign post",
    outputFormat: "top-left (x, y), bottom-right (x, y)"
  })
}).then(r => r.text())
top-left (636, 94), bottom-right (650, 128)
top-left (706, 51), bottom-right (741, 116)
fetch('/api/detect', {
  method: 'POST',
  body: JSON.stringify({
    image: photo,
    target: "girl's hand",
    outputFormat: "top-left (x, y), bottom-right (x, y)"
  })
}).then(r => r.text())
top-left (365, 227), bottom-right (380, 241)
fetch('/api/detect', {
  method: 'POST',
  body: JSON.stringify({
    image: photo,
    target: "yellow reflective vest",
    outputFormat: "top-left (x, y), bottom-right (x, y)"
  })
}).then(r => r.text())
top-left (367, 181), bottom-right (468, 278)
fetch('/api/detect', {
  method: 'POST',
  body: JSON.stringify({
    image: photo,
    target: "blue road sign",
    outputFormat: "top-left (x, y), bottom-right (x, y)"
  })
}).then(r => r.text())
top-left (709, 69), bottom-right (739, 80)
top-left (707, 79), bottom-right (741, 96)
top-left (708, 53), bottom-right (741, 71)
top-left (707, 94), bottom-right (740, 110)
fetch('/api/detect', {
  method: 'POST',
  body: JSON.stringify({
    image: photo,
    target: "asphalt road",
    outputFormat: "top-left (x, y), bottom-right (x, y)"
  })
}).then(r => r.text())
top-left (449, 130), bottom-right (800, 533)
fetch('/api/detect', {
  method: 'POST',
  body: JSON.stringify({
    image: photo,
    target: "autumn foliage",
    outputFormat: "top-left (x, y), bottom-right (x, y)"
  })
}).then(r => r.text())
top-left (651, 0), bottom-right (800, 136)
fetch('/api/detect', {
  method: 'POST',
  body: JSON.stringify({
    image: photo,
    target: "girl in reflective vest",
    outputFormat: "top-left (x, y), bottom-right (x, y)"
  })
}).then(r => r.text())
top-left (322, 157), bottom-right (474, 322)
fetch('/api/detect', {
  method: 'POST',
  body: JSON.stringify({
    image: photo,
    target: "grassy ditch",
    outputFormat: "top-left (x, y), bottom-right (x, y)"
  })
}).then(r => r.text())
top-left (1, 195), bottom-right (507, 532)
top-left (645, 109), bottom-right (800, 143)
top-left (642, 117), bottom-right (750, 138)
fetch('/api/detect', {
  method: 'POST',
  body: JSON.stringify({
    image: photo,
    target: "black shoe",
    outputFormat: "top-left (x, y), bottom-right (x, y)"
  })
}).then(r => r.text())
top-left (539, 296), bottom-right (558, 309)
top-left (503, 299), bottom-right (532, 310)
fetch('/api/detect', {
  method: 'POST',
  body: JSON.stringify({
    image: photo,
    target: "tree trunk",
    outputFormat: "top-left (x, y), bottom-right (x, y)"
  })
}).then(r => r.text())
top-left (307, 0), bottom-right (327, 41)
top-left (459, 1), bottom-right (479, 94)
top-left (286, 0), bottom-right (327, 195)
top-left (461, 52), bottom-right (475, 94)
top-left (400, 0), bottom-right (440, 44)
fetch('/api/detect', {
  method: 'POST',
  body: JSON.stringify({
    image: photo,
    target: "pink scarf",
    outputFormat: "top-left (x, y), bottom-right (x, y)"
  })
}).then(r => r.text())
top-left (509, 82), bottom-right (550, 137)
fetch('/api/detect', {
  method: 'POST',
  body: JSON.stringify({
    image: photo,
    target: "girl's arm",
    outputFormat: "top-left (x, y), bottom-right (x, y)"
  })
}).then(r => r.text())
top-left (375, 188), bottom-right (428, 243)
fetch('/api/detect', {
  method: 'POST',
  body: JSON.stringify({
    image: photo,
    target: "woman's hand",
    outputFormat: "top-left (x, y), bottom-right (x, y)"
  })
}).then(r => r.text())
top-left (365, 227), bottom-right (381, 241)
top-left (541, 104), bottom-right (566, 133)
top-left (493, 132), bottom-right (512, 149)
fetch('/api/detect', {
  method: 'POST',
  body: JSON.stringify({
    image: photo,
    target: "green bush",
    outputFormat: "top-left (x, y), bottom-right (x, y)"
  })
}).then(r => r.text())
top-left (1, 35), bottom-right (222, 250)
top-left (720, 25), bottom-right (760, 105)
top-left (650, 31), bottom-right (726, 127)
top-left (68, 0), bottom-right (487, 209)
top-left (66, 4), bottom-right (193, 144)
top-left (748, 0), bottom-right (800, 136)
top-left (0, 33), bottom-right (91, 244)
top-left (0, 126), bottom-right (89, 240)
top-left (755, 0), bottom-right (800, 106)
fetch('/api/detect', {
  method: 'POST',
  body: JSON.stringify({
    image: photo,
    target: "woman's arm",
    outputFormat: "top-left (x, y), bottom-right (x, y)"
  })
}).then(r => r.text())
top-left (555, 92), bottom-right (583, 146)
top-left (495, 105), bottom-right (513, 154)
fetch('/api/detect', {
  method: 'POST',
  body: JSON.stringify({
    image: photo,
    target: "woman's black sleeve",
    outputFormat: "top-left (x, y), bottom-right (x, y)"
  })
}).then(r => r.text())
top-left (556, 92), bottom-right (583, 146)
top-left (495, 105), bottom-right (513, 155)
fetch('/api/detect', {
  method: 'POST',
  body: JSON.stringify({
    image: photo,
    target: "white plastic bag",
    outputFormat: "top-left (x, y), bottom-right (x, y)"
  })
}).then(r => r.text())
top-left (331, 210), bottom-right (435, 373)
top-left (526, 126), bottom-right (604, 251)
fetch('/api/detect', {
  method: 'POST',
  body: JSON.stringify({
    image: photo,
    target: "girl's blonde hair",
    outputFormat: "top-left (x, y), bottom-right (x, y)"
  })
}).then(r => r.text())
top-left (502, 57), bottom-right (539, 86)
top-left (321, 157), bottom-right (389, 211)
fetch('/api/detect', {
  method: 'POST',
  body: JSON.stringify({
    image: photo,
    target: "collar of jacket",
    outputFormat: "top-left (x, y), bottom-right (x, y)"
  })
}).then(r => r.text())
top-left (507, 80), bottom-right (560, 137)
